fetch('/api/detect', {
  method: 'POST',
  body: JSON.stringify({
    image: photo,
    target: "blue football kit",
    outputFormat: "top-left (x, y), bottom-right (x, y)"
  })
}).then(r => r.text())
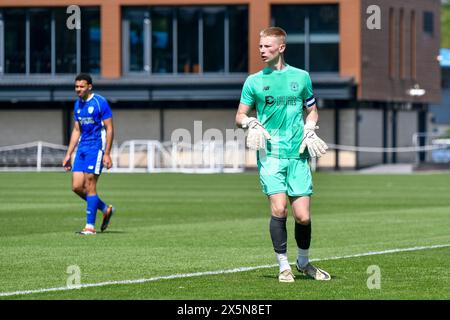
top-left (72, 93), bottom-right (112, 175)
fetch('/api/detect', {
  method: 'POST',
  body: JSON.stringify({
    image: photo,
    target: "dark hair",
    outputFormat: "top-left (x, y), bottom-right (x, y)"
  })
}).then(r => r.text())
top-left (75, 73), bottom-right (93, 85)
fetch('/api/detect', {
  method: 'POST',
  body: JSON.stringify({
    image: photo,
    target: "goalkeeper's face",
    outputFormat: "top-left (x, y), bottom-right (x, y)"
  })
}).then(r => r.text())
top-left (259, 36), bottom-right (286, 65)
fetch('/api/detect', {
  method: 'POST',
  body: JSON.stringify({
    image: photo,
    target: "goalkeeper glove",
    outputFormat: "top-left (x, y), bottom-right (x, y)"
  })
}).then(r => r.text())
top-left (242, 117), bottom-right (271, 150)
top-left (299, 120), bottom-right (328, 158)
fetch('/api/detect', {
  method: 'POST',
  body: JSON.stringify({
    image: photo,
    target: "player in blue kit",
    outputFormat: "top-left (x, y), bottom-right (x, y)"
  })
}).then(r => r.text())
top-left (63, 73), bottom-right (115, 235)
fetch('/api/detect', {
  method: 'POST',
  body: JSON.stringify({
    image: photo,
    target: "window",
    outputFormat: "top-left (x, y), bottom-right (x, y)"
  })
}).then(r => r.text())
top-left (177, 7), bottom-right (199, 73)
top-left (0, 7), bottom-right (100, 75)
top-left (81, 8), bottom-right (100, 74)
top-left (203, 7), bottom-right (225, 72)
top-left (272, 5), bottom-right (339, 72)
top-left (128, 10), bottom-right (145, 72)
top-left (3, 9), bottom-right (26, 73)
top-left (423, 11), bottom-right (434, 36)
top-left (122, 6), bottom-right (248, 74)
top-left (55, 8), bottom-right (77, 73)
top-left (229, 6), bottom-right (248, 72)
top-left (30, 9), bottom-right (51, 73)
top-left (152, 8), bottom-right (173, 73)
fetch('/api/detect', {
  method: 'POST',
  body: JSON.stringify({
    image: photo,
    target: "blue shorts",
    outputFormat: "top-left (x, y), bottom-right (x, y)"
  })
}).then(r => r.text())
top-left (72, 145), bottom-right (104, 175)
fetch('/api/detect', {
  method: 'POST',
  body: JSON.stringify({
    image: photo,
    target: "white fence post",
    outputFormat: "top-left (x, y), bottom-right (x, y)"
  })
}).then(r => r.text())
top-left (36, 141), bottom-right (42, 172)
top-left (147, 141), bottom-right (155, 172)
top-left (129, 141), bottom-right (135, 172)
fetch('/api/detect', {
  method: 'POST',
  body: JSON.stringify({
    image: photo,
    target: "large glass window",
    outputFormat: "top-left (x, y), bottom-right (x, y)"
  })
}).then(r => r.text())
top-left (152, 8), bottom-right (173, 73)
top-left (3, 10), bottom-right (26, 73)
top-left (124, 9), bottom-right (145, 72)
top-left (81, 8), bottom-right (100, 74)
top-left (177, 7), bottom-right (199, 73)
top-left (0, 7), bottom-right (100, 75)
top-left (30, 9), bottom-right (51, 73)
top-left (203, 7), bottom-right (225, 72)
top-left (229, 6), bottom-right (248, 72)
top-left (122, 5), bottom-right (248, 75)
top-left (272, 5), bottom-right (339, 72)
top-left (55, 8), bottom-right (77, 73)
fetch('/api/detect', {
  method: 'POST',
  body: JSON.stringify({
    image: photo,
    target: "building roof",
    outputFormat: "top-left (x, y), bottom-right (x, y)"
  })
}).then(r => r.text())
top-left (0, 73), bottom-right (355, 102)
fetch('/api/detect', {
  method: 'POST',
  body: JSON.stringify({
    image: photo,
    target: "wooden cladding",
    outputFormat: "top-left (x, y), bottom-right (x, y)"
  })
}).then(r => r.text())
top-left (389, 7), bottom-right (395, 79)
top-left (389, 7), bottom-right (417, 81)
top-left (410, 10), bottom-right (416, 80)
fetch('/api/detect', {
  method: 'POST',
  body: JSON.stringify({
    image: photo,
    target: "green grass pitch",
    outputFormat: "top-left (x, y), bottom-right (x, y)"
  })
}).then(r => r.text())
top-left (0, 171), bottom-right (449, 300)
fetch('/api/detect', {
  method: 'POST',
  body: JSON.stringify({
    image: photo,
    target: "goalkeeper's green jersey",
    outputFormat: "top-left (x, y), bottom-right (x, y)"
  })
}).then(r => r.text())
top-left (240, 64), bottom-right (316, 159)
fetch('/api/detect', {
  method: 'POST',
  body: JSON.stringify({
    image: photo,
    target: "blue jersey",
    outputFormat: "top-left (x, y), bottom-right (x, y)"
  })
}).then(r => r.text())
top-left (74, 93), bottom-right (112, 150)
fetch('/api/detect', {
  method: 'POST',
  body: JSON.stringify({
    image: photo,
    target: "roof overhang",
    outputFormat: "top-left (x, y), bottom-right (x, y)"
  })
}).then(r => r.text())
top-left (0, 73), bottom-right (355, 102)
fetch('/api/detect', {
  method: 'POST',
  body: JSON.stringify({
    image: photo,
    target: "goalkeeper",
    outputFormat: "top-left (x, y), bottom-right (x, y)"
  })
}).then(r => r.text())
top-left (235, 27), bottom-right (330, 283)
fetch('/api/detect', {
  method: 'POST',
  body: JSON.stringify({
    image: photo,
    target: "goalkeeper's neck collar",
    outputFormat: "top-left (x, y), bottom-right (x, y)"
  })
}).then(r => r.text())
top-left (263, 64), bottom-right (289, 74)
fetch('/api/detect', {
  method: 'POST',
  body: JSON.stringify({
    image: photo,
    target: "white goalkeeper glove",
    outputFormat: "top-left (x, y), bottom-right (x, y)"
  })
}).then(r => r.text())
top-left (299, 120), bottom-right (328, 158)
top-left (242, 117), bottom-right (271, 150)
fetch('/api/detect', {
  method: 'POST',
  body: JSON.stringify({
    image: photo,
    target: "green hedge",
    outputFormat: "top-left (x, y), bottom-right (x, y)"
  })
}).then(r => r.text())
top-left (443, 4), bottom-right (450, 48)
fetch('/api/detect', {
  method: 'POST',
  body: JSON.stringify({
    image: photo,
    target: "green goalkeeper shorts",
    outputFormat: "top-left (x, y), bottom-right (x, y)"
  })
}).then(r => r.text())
top-left (257, 154), bottom-right (313, 197)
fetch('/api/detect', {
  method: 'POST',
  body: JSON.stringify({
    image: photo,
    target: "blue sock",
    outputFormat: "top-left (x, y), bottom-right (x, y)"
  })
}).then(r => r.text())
top-left (78, 193), bottom-right (107, 212)
top-left (97, 197), bottom-right (108, 213)
top-left (86, 195), bottom-right (100, 226)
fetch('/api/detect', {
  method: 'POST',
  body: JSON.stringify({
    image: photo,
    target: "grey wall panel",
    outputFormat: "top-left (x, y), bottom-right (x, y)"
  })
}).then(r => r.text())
top-left (163, 109), bottom-right (238, 144)
top-left (316, 108), bottom-right (334, 144)
top-left (397, 110), bottom-right (418, 162)
top-left (0, 110), bottom-right (63, 146)
top-left (339, 109), bottom-right (356, 146)
top-left (113, 109), bottom-right (161, 144)
top-left (358, 109), bottom-right (383, 167)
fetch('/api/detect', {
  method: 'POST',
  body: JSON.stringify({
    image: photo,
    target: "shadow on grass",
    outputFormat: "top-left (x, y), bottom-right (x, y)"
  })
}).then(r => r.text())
top-left (73, 230), bottom-right (127, 235)
top-left (262, 273), bottom-right (338, 281)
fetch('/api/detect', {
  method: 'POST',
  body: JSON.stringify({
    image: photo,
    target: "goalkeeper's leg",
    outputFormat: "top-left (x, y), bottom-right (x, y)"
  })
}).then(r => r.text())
top-left (269, 193), bottom-right (294, 282)
top-left (290, 196), bottom-right (312, 267)
top-left (290, 196), bottom-right (331, 280)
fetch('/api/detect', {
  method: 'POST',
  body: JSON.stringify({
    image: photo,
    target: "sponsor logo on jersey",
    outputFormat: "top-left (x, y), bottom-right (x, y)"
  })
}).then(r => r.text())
top-left (78, 117), bottom-right (95, 125)
top-left (264, 96), bottom-right (275, 107)
top-left (265, 95), bottom-right (302, 107)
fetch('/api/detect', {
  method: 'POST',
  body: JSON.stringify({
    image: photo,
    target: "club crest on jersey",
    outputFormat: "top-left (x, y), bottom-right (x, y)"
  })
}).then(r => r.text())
top-left (290, 82), bottom-right (299, 92)
top-left (88, 106), bottom-right (94, 114)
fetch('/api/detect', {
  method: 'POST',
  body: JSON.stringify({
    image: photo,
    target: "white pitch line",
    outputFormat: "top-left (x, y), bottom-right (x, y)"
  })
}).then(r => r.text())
top-left (1, 243), bottom-right (449, 298)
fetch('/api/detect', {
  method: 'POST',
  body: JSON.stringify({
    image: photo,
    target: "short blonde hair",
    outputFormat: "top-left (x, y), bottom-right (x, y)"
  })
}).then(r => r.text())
top-left (259, 27), bottom-right (287, 44)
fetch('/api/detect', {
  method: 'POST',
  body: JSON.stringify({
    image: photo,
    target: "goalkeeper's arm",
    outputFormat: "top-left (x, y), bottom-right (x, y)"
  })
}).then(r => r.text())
top-left (303, 103), bottom-right (319, 127)
top-left (235, 103), bottom-right (271, 150)
top-left (235, 103), bottom-right (252, 128)
top-left (300, 104), bottom-right (328, 158)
